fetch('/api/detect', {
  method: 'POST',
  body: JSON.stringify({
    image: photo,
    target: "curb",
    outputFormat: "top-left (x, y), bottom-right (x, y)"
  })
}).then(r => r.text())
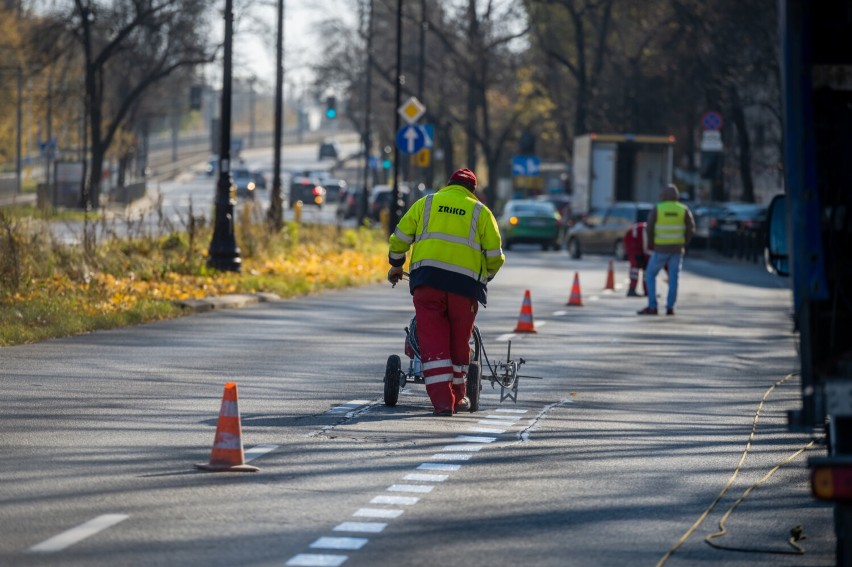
top-left (177, 292), bottom-right (281, 313)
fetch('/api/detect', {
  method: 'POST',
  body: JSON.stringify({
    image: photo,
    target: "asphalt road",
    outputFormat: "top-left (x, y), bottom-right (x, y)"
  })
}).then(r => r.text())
top-left (0, 250), bottom-right (836, 566)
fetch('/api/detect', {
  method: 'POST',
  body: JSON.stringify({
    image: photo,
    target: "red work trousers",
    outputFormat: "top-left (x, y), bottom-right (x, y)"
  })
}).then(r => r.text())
top-left (412, 286), bottom-right (478, 414)
top-left (628, 253), bottom-right (649, 294)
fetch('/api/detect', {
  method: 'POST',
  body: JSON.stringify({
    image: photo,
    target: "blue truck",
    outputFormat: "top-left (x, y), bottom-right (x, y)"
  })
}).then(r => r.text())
top-left (767, 2), bottom-right (852, 563)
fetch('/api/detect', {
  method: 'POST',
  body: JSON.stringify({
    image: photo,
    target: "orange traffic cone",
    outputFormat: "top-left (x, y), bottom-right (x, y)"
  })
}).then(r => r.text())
top-left (567, 272), bottom-right (583, 306)
top-left (196, 382), bottom-right (259, 472)
top-left (604, 260), bottom-right (615, 290)
top-left (514, 290), bottom-right (537, 333)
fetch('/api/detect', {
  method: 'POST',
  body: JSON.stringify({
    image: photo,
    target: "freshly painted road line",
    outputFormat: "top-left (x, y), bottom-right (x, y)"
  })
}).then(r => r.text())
top-left (286, 553), bottom-right (348, 566)
top-left (334, 522), bottom-right (387, 533)
top-left (455, 435), bottom-right (496, 443)
top-left (28, 514), bottom-right (129, 553)
top-left (428, 453), bottom-right (472, 461)
top-left (387, 484), bottom-right (434, 494)
top-left (478, 420), bottom-right (516, 427)
top-left (404, 473), bottom-right (449, 482)
top-left (328, 400), bottom-right (371, 414)
top-left (468, 427), bottom-right (507, 434)
top-left (484, 414), bottom-right (521, 420)
top-left (495, 408), bottom-right (528, 413)
top-left (370, 495), bottom-right (420, 505)
top-left (441, 444), bottom-right (485, 451)
top-left (417, 463), bottom-right (461, 471)
top-left (310, 536), bottom-right (368, 550)
top-left (353, 508), bottom-right (404, 519)
top-left (244, 444), bottom-right (278, 462)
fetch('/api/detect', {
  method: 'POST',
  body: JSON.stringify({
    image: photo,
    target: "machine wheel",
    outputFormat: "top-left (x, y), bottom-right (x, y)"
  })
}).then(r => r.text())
top-left (568, 237), bottom-right (582, 259)
top-left (466, 362), bottom-right (481, 413)
top-left (384, 355), bottom-right (401, 406)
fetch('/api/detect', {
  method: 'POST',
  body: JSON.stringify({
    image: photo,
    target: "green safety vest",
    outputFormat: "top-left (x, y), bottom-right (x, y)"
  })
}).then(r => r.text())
top-left (389, 185), bottom-right (504, 283)
top-left (654, 201), bottom-right (687, 246)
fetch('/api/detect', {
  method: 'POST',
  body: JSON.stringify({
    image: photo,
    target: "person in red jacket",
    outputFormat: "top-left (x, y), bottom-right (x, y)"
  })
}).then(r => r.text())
top-left (624, 221), bottom-right (650, 296)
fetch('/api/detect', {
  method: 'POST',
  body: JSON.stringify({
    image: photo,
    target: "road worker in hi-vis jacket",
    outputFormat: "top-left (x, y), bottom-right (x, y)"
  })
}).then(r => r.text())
top-left (388, 168), bottom-right (505, 416)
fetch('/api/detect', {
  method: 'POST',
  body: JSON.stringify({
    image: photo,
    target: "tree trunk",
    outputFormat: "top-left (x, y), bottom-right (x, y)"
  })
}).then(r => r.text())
top-left (730, 86), bottom-right (755, 202)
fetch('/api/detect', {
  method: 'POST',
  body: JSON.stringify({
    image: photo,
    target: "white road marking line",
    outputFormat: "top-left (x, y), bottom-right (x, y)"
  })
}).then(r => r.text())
top-left (495, 408), bottom-right (528, 414)
top-left (370, 495), bottom-right (419, 505)
top-left (497, 333), bottom-right (515, 342)
top-left (441, 444), bottom-right (485, 452)
top-left (485, 414), bottom-right (521, 420)
top-left (455, 435), bottom-right (497, 443)
top-left (404, 473), bottom-right (449, 482)
top-left (244, 444), bottom-right (278, 462)
top-left (286, 553), bottom-right (348, 566)
top-left (468, 427), bottom-right (506, 434)
top-left (388, 484), bottom-right (434, 494)
top-left (478, 420), bottom-right (515, 427)
top-left (310, 537), bottom-right (368, 550)
top-left (428, 453), bottom-right (472, 461)
top-left (334, 522), bottom-right (387, 533)
top-left (553, 310), bottom-right (567, 316)
top-left (589, 295), bottom-right (600, 301)
top-left (28, 514), bottom-right (129, 553)
top-left (417, 463), bottom-right (461, 472)
top-left (328, 400), bottom-right (371, 413)
top-left (354, 508), bottom-right (404, 519)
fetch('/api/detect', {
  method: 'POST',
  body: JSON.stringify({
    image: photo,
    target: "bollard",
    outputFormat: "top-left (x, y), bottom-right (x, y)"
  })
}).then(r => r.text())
top-left (380, 207), bottom-right (390, 233)
top-left (294, 200), bottom-right (303, 224)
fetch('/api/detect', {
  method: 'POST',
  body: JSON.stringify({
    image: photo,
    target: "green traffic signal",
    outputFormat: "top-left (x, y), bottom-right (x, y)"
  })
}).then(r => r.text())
top-left (325, 96), bottom-right (337, 119)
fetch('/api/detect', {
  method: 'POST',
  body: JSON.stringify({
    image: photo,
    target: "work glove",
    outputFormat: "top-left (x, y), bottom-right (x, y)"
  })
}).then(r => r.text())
top-left (388, 266), bottom-right (404, 286)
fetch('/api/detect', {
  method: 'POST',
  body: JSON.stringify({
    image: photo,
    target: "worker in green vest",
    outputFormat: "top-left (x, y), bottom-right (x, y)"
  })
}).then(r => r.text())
top-left (638, 184), bottom-right (695, 316)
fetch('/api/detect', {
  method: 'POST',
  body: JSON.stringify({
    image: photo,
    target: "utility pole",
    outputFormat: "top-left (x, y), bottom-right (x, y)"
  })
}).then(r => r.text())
top-left (207, 0), bottom-right (241, 272)
top-left (268, 0), bottom-right (285, 230)
top-left (389, 0), bottom-right (403, 234)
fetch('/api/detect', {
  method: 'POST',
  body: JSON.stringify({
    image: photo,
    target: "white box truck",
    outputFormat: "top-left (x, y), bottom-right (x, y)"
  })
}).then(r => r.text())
top-left (571, 133), bottom-right (675, 215)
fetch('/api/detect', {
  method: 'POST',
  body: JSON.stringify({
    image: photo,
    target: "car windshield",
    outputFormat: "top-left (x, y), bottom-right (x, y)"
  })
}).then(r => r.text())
top-left (233, 169), bottom-right (251, 179)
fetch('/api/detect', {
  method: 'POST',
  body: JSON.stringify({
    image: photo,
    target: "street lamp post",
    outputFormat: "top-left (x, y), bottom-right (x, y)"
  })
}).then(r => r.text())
top-left (207, 0), bottom-right (241, 272)
top-left (268, 0), bottom-right (285, 230)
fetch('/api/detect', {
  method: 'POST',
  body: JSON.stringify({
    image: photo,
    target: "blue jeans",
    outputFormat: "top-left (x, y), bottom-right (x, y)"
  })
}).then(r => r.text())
top-left (645, 252), bottom-right (683, 310)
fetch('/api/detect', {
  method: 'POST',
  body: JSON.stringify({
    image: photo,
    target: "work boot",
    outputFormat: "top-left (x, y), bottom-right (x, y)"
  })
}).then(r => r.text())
top-left (666, 308), bottom-right (675, 316)
top-left (637, 306), bottom-right (658, 315)
top-left (626, 288), bottom-right (640, 297)
top-left (434, 408), bottom-right (454, 416)
top-left (454, 397), bottom-right (471, 413)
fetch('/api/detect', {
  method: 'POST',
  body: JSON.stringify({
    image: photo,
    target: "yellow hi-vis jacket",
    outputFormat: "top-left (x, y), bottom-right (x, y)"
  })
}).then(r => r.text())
top-left (388, 185), bottom-right (504, 304)
top-left (653, 201), bottom-right (687, 246)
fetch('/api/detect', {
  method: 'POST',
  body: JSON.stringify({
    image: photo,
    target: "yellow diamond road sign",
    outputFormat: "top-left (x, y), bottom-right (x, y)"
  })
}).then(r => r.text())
top-left (398, 97), bottom-right (426, 124)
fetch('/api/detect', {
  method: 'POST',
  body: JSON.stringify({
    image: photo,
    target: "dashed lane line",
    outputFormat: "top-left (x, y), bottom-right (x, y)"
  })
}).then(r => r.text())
top-left (28, 514), bottom-right (129, 553)
top-left (284, 409), bottom-right (532, 566)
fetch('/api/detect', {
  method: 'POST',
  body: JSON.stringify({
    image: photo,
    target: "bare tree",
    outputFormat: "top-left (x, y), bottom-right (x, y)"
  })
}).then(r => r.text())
top-left (34, 0), bottom-right (216, 208)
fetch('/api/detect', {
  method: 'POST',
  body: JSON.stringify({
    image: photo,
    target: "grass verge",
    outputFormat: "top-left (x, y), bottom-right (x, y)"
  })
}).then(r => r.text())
top-left (0, 203), bottom-right (388, 346)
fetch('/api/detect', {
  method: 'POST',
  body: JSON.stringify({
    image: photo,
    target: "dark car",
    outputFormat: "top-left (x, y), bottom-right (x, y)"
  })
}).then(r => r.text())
top-left (318, 141), bottom-right (339, 161)
top-left (231, 167), bottom-right (256, 200)
top-left (251, 171), bottom-right (267, 190)
top-left (289, 176), bottom-right (326, 208)
top-left (565, 202), bottom-right (653, 259)
top-left (716, 202), bottom-right (768, 233)
top-left (369, 184), bottom-right (411, 222)
top-left (337, 186), bottom-right (366, 221)
top-left (498, 199), bottom-right (563, 251)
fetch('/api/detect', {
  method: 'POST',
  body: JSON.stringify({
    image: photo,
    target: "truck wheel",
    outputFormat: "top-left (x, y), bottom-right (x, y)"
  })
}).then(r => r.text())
top-left (568, 238), bottom-right (582, 259)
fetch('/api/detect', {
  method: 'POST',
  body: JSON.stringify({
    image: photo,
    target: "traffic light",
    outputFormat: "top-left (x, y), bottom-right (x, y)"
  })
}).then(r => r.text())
top-left (325, 96), bottom-right (337, 119)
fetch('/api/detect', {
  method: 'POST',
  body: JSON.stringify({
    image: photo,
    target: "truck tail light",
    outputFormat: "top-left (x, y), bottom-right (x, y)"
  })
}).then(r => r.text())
top-left (811, 466), bottom-right (852, 500)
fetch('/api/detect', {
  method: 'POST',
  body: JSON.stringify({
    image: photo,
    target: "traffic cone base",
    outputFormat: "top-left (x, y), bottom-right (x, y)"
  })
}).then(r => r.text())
top-left (514, 289), bottom-right (537, 333)
top-left (567, 272), bottom-right (583, 306)
top-left (196, 382), bottom-right (259, 473)
top-left (604, 260), bottom-right (615, 291)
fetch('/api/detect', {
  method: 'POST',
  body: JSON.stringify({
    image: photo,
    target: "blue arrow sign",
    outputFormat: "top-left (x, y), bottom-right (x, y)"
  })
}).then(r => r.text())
top-left (512, 155), bottom-right (540, 176)
top-left (396, 124), bottom-right (434, 155)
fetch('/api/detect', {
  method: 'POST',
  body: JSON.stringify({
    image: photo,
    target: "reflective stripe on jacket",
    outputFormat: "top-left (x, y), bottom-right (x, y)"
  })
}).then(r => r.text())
top-left (653, 202), bottom-right (687, 246)
top-left (388, 185), bottom-right (504, 301)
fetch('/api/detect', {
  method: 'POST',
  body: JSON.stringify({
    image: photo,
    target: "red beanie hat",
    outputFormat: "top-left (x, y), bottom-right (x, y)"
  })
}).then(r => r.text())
top-left (449, 168), bottom-right (477, 191)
